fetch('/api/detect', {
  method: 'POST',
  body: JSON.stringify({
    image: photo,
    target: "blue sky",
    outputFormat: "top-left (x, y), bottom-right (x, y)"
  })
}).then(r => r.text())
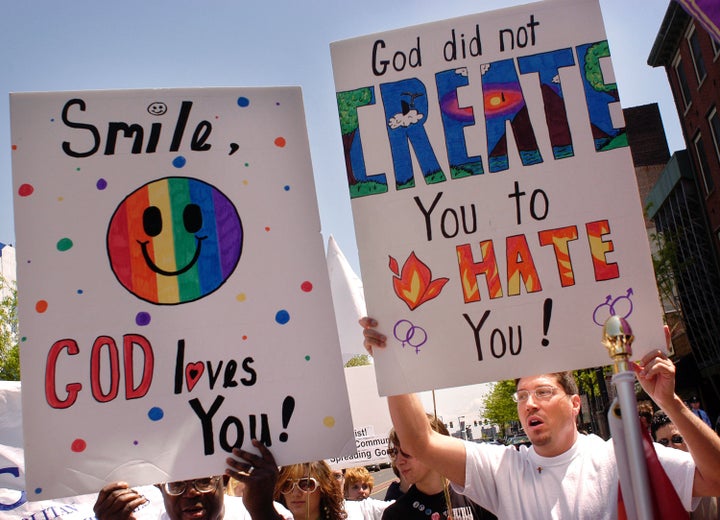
top-left (0, 0), bottom-right (681, 277)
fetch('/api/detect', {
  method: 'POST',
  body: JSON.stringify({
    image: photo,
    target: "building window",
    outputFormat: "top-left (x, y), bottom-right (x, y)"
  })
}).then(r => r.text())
top-left (694, 133), bottom-right (714, 194)
top-left (673, 55), bottom-right (692, 109)
top-left (687, 26), bottom-right (707, 84)
top-left (709, 108), bottom-right (720, 164)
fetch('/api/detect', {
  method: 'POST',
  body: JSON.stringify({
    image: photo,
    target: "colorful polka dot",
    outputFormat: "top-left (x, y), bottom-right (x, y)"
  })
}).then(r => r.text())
top-left (135, 312), bottom-right (151, 326)
top-left (242, 335), bottom-right (248, 340)
top-left (96, 178), bottom-right (108, 190)
top-left (236, 293), bottom-right (246, 302)
top-left (148, 407), bottom-right (164, 421)
top-left (11, 144), bottom-right (17, 150)
top-left (275, 310), bottom-right (290, 325)
top-left (305, 355), bottom-right (311, 361)
top-left (274, 137), bottom-right (286, 148)
top-left (35, 487), bottom-right (42, 495)
top-left (172, 156), bottom-right (186, 168)
top-left (323, 416), bottom-right (336, 428)
top-left (77, 289), bottom-right (84, 294)
top-left (301, 281), bottom-right (313, 292)
top-left (35, 300), bottom-right (48, 313)
top-left (133, 440), bottom-right (139, 446)
top-left (76, 167), bottom-right (81, 172)
top-left (71, 438), bottom-right (87, 452)
top-left (265, 226), bottom-right (271, 232)
top-left (284, 185), bottom-right (290, 191)
top-left (18, 184), bottom-right (34, 196)
top-left (242, 180), bottom-right (249, 186)
top-left (57, 238), bottom-right (73, 251)
top-left (244, 162), bottom-right (250, 167)
top-left (237, 97), bottom-right (250, 107)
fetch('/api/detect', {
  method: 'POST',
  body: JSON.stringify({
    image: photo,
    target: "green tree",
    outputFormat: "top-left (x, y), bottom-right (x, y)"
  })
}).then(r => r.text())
top-left (336, 87), bottom-right (374, 189)
top-left (482, 380), bottom-right (518, 438)
top-left (344, 354), bottom-right (371, 368)
top-left (0, 276), bottom-right (20, 381)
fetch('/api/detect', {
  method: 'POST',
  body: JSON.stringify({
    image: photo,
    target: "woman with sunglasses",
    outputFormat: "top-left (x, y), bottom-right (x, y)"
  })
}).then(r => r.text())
top-left (275, 461), bottom-right (346, 519)
top-left (275, 461), bottom-right (392, 520)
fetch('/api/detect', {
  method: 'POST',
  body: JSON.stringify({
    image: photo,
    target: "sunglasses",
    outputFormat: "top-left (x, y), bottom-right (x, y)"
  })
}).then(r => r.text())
top-left (386, 446), bottom-right (412, 459)
top-left (280, 477), bottom-right (319, 494)
top-left (162, 476), bottom-right (221, 496)
top-left (657, 435), bottom-right (684, 447)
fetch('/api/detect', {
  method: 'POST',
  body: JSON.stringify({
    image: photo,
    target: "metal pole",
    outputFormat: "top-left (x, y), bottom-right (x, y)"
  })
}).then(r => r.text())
top-left (602, 316), bottom-right (653, 520)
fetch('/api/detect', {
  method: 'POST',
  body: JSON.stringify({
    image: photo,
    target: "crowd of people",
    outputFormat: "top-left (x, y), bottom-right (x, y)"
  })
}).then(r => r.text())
top-left (89, 318), bottom-right (720, 519)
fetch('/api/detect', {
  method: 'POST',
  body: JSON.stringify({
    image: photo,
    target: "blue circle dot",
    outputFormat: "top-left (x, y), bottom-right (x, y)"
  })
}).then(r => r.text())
top-left (172, 156), bottom-right (186, 168)
top-left (96, 178), bottom-right (107, 190)
top-left (283, 185), bottom-right (290, 191)
top-left (35, 487), bottom-right (42, 494)
top-left (77, 289), bottom-right (83, 294)
top-left (136, 312), bottom-right (151, 326)
top-left (275, 310), bottom-right (290, 325)
top-left (237, 97), bottom-right (250, 107)
top-left (148, 407), bottom-right (164, 421)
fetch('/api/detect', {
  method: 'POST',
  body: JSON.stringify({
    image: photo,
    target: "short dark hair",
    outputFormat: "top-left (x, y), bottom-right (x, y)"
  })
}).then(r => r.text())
top-left (514, 372), bottom-right (579, 396)
top-left (650, 411), bottom-right (672, 440)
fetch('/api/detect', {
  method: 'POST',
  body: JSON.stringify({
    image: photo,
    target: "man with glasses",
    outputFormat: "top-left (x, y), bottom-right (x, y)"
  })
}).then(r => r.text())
top-left (93, 439), bottom-right (292, 519)
top-left (360, 317), bottom-right (720, 519)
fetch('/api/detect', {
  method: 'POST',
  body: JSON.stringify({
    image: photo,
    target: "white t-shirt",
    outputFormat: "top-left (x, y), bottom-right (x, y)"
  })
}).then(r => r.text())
top-left (452, 434), bottom-right (695, 520)
top-left (343, 497), bottom-right (393, 520)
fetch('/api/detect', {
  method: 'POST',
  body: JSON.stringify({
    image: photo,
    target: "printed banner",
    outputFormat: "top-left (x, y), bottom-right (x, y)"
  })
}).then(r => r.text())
top-left (328, 365), bottom-right (392, 470)
top-left (330, 0), bottom-right (664, 396)
top-left (10, 88), bottom-right (354, 499)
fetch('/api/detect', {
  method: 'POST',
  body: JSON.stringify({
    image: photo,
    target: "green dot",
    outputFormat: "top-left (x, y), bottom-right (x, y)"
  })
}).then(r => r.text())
top-left (21, 337), bottom-right (27, 342)
top-left (57, 238), bottom-right (73, 251)
top-left (244, 162), bottom-right (250, 167)
top-left (305, 355), bottom-right (311, 361)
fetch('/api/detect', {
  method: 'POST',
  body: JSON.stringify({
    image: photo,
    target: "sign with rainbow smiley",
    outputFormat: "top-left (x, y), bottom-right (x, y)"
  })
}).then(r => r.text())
top-left (107, 176), bottom-right (243, 305)
top-left (10, 87), bottom-right (354, 500)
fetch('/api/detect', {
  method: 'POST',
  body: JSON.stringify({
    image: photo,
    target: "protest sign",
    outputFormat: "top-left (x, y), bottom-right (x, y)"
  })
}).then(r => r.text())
top-left (330, 0), bottom-right (665, 396)
top-left (10, 88), bottom-right (354, 499)
top-left (328, 365), bottom-right (392, 470)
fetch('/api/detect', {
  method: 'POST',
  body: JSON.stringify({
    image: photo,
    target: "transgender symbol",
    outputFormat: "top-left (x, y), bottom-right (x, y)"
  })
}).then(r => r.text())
top-left (107, 177), bottom-right (243, 305)
top-left (592, 288), bottom-right (634, 326)
top-left (393, 319), bottom-right (428, 354)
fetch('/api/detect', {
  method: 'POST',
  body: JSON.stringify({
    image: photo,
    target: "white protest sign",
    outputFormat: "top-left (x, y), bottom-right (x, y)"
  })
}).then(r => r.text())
top-left (330, 0), bottom-right (664, 396)
top-left (10, 88), bottom-right (354, 499)
top-left (328, 365), bottom-right (392, 470)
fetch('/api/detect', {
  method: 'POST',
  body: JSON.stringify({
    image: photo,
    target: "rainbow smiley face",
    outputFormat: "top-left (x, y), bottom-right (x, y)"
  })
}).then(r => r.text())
top-left (107, 177), bottom-right (243, 305)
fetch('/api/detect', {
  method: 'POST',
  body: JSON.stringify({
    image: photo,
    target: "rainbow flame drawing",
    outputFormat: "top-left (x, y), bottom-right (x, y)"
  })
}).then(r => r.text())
top-left (107, 177), bottom-right (243, 305)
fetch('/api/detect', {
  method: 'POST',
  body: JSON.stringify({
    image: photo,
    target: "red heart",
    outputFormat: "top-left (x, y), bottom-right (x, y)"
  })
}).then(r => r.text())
top-left (185, 362), bottom-right (205, 392)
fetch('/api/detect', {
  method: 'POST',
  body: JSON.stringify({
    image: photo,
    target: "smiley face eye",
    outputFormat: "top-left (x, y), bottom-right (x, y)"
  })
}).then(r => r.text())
top-left (183, 203), bottom-right (203, 234)
top-left (143, 206), bottom-right (163, 237)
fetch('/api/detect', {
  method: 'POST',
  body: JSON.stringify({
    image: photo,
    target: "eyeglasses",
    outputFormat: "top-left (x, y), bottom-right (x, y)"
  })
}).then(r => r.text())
top-left (657, 435), bottom-right (684, 447)
top-left (280, 477), bottom-right (318, 494)
top-left (512, 385), bottom-right (561, 403)
top-left (162, 476), bottom-right (221, 496)
top-left (386, 446), bottom-right (412, 460)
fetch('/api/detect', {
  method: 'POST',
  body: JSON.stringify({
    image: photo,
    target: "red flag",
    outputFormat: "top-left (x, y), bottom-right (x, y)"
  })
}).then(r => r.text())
top-left (617, 421), bottom-right (689, 520)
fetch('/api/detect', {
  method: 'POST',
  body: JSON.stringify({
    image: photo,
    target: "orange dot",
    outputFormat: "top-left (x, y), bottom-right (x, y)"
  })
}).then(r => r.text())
top-left (265, 226), bottom-right (271, 232)
top-left (274, 137), bottom-right (286, 148)
top-left (242, 335), bottom-right (248, 340)
top-left (11, 144), bottom-right (17, 151)
top-left (35, 300), bottom-right (48, 313)
top-left (71, 438), bottom-right (87, 452)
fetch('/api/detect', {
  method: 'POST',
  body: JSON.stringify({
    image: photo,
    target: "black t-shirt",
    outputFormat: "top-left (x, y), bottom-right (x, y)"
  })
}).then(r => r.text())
top-left (381, 484), bottom-right (496, 520)
top-left (384, 480), bottom-right (404, 501)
